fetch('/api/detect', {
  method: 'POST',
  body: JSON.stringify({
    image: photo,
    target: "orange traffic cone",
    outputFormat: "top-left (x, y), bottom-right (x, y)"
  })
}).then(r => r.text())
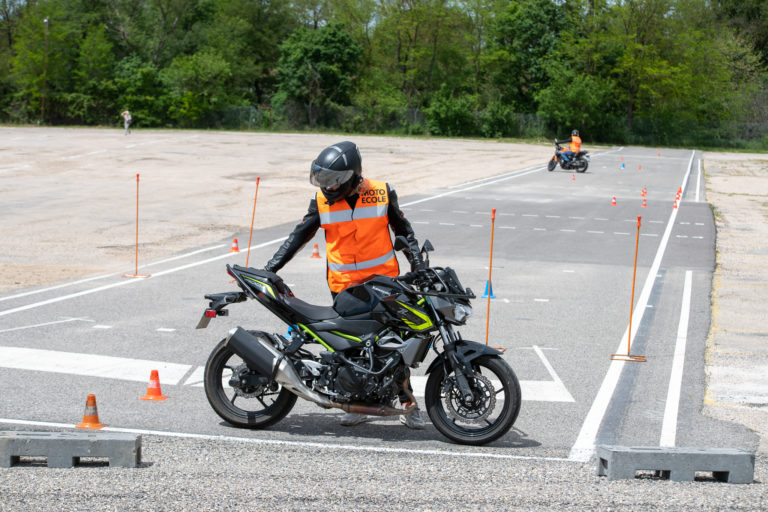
top-left (611, 196), bottom-right (617, 206)
top-left (229, 238), bottom-right (240, 253)
top-left (642, 198), bottom-right (647, 208)
top-left (141, 369), bottom-right (168, 401)
top-left (571, 174), bottom-right (576, 182)
top-left (673, 199), bottom-right (678, 209)
top-left (310, 243), bottom-right (321, 259)
top-left (638, 165), bottom-right (642, 171)
top-left (76, 394), bottom-right (105, 429)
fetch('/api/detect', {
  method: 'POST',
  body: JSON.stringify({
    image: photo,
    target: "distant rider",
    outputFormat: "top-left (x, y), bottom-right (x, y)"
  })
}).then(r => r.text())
top-left (264, 140), bottom-right (427, 430)
top-left (556, 129), bottom-right (581, 164)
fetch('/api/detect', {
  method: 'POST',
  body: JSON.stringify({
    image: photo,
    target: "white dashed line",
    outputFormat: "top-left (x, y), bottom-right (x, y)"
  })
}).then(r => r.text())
top-left (562, 270), bottom-right (575, 273)
top-left (614, 232), bottom-right (630, 235)
top-left (157, 328), bottom-right (176, 332)
top-left (533, 228), bottom-right (546, 231)
top-left (594, 218), bottom-right (608, 221)
top-left (93, 325), bottom-right (112, 329)
top-left (587, 231), bottom-right (604, 234)
top-left (560, 229), bottom-right (576, 232)
top-left (439, 223), bottom-right (455, 226)
top-left (452, 210), bottom-right (469, 214)
top-left (522, 214), bottom-right (539, 217)
top-left (470, 224), bottom-right (483, 228)
top-left (546, 215), bottom-right (561, 219)
top-left (569, 216), bottom-right (585, 220)
top-left (413, 221), bottom-right (430, 224)
top-left (641, 233), bottom-right (659, 237)
top-left (534, 298), bottom-right (550, 302)
top-left (499, 226), bottom-right (515, 229)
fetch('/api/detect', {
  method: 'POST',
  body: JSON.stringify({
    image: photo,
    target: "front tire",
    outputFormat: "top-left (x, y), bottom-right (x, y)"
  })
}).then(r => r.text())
top-left (547, 157), bottom-right (557, 171)
top-left (204, 336), bottom-right (297, 428)
top-left (424, 355), bottom-right (521, 445)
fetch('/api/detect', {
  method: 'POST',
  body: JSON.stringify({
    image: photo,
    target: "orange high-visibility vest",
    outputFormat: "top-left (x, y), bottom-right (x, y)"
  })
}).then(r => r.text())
top-left (317, 179), bottom-right (399, 293)
top-left (570, 135), bottom-right (582, 152)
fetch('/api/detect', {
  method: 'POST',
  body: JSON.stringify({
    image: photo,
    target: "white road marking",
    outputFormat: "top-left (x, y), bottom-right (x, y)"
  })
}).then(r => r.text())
top-left (569, 149), bottom-right (695, 463)
top-left (0, 418), bottom-right (572, 463)
top-left (439, 222), bottom-right (455, 226)
top-left (546, 215), bottom-right (561, 219)
top-left (0, 346), bottom-right (191, 384)
top-left (560, 229), bottom-right (576, 233)
top-left (522, 214), bottom-right (538, 217)
top-left (93, 325), bottom-right (112, 329)
top-left (696, 159), bottom-right (701, 202)
top-left (534, 298), bottom-right (549, 302)
top-left (562, 270), bottom-right (575, 273)
top-left (660, 271), bottom-right (692, 447)
top-left (156, 328), bottom-right (176, 332)
top-left (569, 216), bottom-right (585, 220)
top-left (499, 226), bottom-right (515, 229)
top-left (533, 227), bottom-right (546, 231)
top-left (0, 317), bottom-right (93, 333)
top-left (614, 232), bottom-right (630, 236)
top-left (641, 233), bottom-right (659, 237)
top-left (0, 237), bottom-right (287, 318)
top-left (594, 218), bottom-right (608, 221)
top-left (587, 231), bottom-right (604, 234)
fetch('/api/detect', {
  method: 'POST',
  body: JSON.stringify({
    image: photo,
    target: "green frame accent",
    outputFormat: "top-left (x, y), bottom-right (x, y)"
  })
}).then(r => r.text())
top-left (298, 323), bottom-right (334, 351)
top-left (330, 331), bottom-right (362, 343)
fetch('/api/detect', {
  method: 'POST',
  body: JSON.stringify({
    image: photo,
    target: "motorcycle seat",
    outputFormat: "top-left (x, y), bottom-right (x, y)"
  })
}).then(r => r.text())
top-left (282, 296), bottom-right (339, 321)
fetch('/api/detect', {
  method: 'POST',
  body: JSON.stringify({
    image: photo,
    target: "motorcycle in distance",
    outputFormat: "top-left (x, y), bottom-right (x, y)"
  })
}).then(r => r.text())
top-left (196, 237), bottom-right (522, 445)
top-left (548, 139), bottom-right (590, 173)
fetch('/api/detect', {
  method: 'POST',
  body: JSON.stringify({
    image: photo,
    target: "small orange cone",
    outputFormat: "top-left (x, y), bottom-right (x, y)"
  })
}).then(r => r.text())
top-left (611, 196), bottom-right (617, 206)
top-left (673, 199), bottom-right (678, 209)
top-left (641, 187), bottom-right (647, 197)
top-left (310, 243), bottom-right (321, 258)
top-left (76, 394), bottom-right (105, 429)
top-left (642, 198), bottom-right (647, 208)
top-left (229, 238), bottom-right (240, 253)
top-left (141, 369), bottom-right (168, 401)
top-left (638, 165), bottom-right (642, 171)
top-left (571, 174), bottom-right (576, 182)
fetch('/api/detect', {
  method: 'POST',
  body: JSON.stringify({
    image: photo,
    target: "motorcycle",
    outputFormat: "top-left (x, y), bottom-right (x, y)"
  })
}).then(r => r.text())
top-left (196, 237), bottom-right (522, 445)
top-left (547, 140), bottom-right (589, 173)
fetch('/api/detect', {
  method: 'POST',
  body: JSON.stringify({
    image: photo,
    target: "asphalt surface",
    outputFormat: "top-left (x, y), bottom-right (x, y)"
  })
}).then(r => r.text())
top-left (1, 146), bottom-right (765, 510)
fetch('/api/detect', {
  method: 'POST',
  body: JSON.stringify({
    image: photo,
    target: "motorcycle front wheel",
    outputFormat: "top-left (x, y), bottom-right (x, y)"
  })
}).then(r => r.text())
top-left (547, 157), bottom-right (557, 171)
top-left (204, 336), bottom-right (297, 428)
top-left (425, 355), bottom-right (521, 445)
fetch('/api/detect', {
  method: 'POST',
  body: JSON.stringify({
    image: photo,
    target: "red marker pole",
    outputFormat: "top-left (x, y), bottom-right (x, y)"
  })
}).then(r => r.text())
top-left (123, 173), bottom-right (150, 278)
top-left (485, 208), bottom-right (496, 345)
top-left (244, 177), bottom-right (260, 268)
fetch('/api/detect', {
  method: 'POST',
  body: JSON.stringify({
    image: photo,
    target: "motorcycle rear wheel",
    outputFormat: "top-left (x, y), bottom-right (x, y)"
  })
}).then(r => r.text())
top-left (204, 336), bottom-right (297, 428)
top-left (576, 159), bottom-right (589, 173)
top-left (425, 355), bottom-right (521, 445)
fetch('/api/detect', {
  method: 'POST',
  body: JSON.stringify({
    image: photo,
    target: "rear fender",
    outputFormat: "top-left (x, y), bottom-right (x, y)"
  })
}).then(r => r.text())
top-left (426, 340), bottom-right (503, 374)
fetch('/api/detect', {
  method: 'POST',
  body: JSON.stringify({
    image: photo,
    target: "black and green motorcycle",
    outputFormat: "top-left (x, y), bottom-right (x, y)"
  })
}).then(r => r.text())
top-left (197, 237), bottom-right (521, 445)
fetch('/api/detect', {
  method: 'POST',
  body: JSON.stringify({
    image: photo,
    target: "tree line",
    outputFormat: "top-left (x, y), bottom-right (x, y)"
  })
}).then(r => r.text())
top-left (1, 0), bottom-right (767, 148)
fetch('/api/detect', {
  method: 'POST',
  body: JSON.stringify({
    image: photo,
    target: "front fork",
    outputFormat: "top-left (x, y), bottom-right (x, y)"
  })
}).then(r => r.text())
top-left (427, 297), bottom-right (476, 404)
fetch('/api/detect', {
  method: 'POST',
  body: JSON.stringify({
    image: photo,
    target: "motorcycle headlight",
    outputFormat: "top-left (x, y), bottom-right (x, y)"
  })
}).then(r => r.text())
top-left (453, 303), bottom-right (472, 323)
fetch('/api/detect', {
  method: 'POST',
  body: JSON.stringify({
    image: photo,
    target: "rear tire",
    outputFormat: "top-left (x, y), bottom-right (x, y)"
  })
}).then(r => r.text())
top-left (577, 159), bottom-right (589, 173)
top-left (204, 336), bottom-right (297, 428)
top-left (425, 355), bottom-right (521, 445)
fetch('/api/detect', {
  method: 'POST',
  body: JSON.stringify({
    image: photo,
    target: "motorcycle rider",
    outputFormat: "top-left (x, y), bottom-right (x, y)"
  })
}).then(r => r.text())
top-left (264, 140), bottom-right (426, 429)
top-left (556, 129), bottom-right (582, 165)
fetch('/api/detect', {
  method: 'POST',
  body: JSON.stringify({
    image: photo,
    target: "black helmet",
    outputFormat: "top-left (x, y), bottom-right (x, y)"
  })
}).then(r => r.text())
top-left (310, 141), bottom-right (363, 202)
top-left (572, 129), bottom-right (579, 136)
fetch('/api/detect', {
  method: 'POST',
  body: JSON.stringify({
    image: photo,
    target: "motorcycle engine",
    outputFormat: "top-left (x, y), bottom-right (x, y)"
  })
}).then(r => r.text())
top-left (317, 351), bottom-right (404, 402)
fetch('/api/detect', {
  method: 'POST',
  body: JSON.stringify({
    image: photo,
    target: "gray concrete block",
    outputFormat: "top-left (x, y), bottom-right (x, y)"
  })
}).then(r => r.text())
top-left (0, 431), bottom-right (141, 468)
top-left (596, 445), bottom-right (755, 484)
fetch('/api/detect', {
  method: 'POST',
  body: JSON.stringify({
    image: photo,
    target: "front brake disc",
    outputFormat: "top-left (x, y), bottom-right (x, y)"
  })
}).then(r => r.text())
top-left (442, 374), bottom-right (496, 424)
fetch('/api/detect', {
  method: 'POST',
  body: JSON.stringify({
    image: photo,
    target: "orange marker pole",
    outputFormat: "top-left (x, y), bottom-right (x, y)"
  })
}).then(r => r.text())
top-left (244, 177), bottom-right (260, 268)
top-left (485, 208), bottom-right (496, 345)
top-left (123, 173), bottom-right (150, 278)
top-left (611, 215), bottom-right (646, 362)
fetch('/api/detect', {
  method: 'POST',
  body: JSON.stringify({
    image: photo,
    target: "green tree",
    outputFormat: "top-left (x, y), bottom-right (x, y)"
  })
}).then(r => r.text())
top-left (275, 23), bottom-right (362, 126)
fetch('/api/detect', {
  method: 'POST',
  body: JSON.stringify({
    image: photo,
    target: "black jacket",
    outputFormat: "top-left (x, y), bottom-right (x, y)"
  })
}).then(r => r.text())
top-left (265, 184), bottom-right (422, 273)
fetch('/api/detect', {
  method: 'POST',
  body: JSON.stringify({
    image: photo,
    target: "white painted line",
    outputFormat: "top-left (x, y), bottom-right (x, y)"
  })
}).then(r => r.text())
top-left (614, 232), bottom-right (630, 236)
top-left (421, 209), bottom-right (434, 212)
top-left (522, 214), bottom-right (538, 217)
top-left (0, 237), bottom-right (287, 318)
top-left (184, 366), bottom-right (205, 386)
top-left (0, 317), bottom-right (93, 333)
top-left (0, 346), bottom-right (191, 384)
top-left (587, 231), bottom-right (604, 234)
top-left (546, 215), bottom-right (561, 219)
top-left (157, 328), bottom-right (176, 332)
top-left (534, 298), bottom-right (549, 302)
top-left (680, 222), bottom-right (690, 225)
top-left (560, 229), bottom-right (576, 233)
top-left (533, 228), bottom-right (546, 231)
top-left (676, 235), bottom-right (688, 239)
top-left (641, 233), bottom-right (659, 237)
top-left (563, 270), bottom-right (575, 273)
top-left (470, 224), bottom-right (483, 228)
top-left (413, 221), bottom-right (430, 224)
top-left (451, 210), bottom-right (469, 214)
top-left (569, 149), bottom-right (695, 463)
top-left (660, 271), bottom-right (692, 447)
top-left (93, 325), bottom-right (112, 329)
top-left (500, 213), bottom-right (515, 216)
top-left (569, 216), bottom-right (585, 220)
top-left (693, 236), bottom-right (703, 239)
top-left (696, 159), bottom-right (701, 202)
top-left (499, 226), bottom-right (515, 229)
top-left (439, 223), bottom-right (455, 226)
top-left (0, 418), bottom-right (572, 463)
top-left (402, 166), bottom-right (545, 207)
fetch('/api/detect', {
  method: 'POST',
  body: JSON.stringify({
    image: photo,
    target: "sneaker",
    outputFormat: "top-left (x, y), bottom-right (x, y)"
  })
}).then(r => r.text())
top-left (340, 412), bottom-right (370, 426)
top-left (399, 406), bottom-right (426, 430)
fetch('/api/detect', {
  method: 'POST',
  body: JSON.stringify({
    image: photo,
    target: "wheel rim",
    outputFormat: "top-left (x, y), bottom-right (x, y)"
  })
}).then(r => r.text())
top-left (212, 349), bottom-right (285, 420)
top-left (434, 361), bottom-right (515, 439)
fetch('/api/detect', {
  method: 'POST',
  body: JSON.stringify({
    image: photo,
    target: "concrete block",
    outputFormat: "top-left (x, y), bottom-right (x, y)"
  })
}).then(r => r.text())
top-left (596, 445), bottom-right (754, 484)
top-left (0, 431), bottom-right (141, 468)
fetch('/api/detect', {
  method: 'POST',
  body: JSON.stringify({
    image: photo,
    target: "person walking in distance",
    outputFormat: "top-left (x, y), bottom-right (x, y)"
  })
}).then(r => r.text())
top-left (121, 110), bottom-right (132, 135)
top-left (264, 141), bottom-right (427, 429)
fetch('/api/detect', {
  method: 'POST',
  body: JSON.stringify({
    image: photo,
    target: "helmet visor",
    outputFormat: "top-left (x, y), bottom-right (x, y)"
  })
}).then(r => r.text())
top-left (310, 161), bottom-right (355, 188)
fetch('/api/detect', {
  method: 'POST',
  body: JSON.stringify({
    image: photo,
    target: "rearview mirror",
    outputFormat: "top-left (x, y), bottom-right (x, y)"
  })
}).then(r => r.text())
top-left (422, 240), bottom-right (434, 252)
